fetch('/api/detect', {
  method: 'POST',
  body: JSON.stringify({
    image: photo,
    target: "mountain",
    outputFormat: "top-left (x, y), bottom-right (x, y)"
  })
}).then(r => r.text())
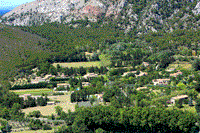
top-left (1, 0), bottom-right (200, 32)
top-left (0, 10), bottom-right (11, 16)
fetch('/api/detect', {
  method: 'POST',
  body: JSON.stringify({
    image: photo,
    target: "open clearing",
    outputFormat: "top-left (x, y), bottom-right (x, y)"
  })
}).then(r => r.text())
top-left (14, 129), bottom-right (55, 133)
top-left (167, 62), bottom-right (192, 70)
top-left (22, 95), bottom-right (76, 116)
top-left (10, 88), bottom-right (53, 95)
top-left (53, 61), bottom-right (102, 68)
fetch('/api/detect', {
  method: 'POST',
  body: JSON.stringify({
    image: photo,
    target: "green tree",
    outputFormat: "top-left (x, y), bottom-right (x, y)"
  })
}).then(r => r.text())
top-left (55, 106), bottom-right (63, 116)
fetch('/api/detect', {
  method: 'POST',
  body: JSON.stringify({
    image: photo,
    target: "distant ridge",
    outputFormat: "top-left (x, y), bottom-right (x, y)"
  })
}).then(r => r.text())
top-left (0, 10), bottom-right (11, 16)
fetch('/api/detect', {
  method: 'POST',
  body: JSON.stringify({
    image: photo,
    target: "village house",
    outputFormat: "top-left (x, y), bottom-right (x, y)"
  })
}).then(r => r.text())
top-left (31, 77), bottom-right (46, 84)
top-left (170, 95), bottom-right (188, 104)
top-left (19, 94), bottom-right (32, 100)
top-left (83, 73), bottom-right (98, 79)
top-left (47, 101), bottom-right (56, 105)
top-left (122, 71), bottom-right (136, 77)
top-left (57, 83), bottom-right (70, 88)
top-left (165, 68), bottom-right (176, 72)
top-left (136, 87), bottom-right (149, 91)
top-left (135, 71), bottom-right (148, 78)
top-left (152, 79), bottom-right (170, 85)
top-left (82, 82), bottom-right (91, 87)
top-left (142, 62), bottom-right (150, 67)
top-left (170, 70), bottom-right (183, 77)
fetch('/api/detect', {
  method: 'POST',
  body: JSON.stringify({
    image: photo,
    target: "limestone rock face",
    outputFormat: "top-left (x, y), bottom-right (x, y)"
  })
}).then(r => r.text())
top-left (2, 0), bottom-right (126, 26)
top-left (193, 2), bottom-right (200, 15)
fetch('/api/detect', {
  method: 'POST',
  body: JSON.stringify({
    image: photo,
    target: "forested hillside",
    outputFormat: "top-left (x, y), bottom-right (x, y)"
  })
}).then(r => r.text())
top-left (0, 24), bottom-right (50, 82)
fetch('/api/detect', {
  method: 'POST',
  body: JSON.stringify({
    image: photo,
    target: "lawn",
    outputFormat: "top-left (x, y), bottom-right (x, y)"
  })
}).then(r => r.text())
top-left (53, 61), bottom-right (102, 68)
top-left (167, 62), bottom-right (192, 70)
top-left (167, 104), bottom-right (197, 114)
top-left (14, 129), bottom-right (55, 133)
top-left (10, 88), bottom-right (54, 96)
top-left (22, 95), bottom-right (76, 116)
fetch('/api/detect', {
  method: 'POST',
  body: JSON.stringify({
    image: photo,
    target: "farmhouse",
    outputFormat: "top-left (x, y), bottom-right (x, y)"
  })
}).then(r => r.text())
top-left (122, 71), bottom-right (136, 77)
top-left (82, 82), bottom-right (91, 87)
top-left (135, 71), bottom-right (148, 78)
top-left (83, 73), bottom-right (98, 79)
top-left (31, 77), bottom-right (46, 84)
top-left (170, 70), bottom-right (183, 77)
top-left (142, 62), bottom-right (150, 67)
top-left (170, 95), bottom-right (188, 104)
top-left (165, 68), bottom-right (176, 72)
top-left (57, 83), bottom-right (70, 88)
top-left (47, 101), bottom-right (56, 105)
top-left (136, 87), bottom-right (149, 91)
top-left (152, 79), bottom-right (170, 85)
top-left (19, 94), bottom-right (32, 100)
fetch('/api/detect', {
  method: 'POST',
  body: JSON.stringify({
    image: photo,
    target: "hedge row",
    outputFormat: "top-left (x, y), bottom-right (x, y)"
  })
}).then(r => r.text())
top-left (10, 82), bottom-right (57, 90)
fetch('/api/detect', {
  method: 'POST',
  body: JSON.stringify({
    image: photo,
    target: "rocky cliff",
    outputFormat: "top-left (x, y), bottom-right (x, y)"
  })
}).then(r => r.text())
top-left (1, 0), bottom-right (200, 33)
top-left (1, 0), bottom-right (126, 26)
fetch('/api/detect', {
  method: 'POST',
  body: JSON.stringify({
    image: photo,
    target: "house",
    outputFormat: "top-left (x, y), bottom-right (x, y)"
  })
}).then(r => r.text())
top-left (142, 62), bottom-right (150, 67)
top-left (82, 82), bottom-right (91, 87)
top-left (165, 68), bottom-right (176, 72)
top-left (43, 74), bottom-right (55, 80)
top-left (31, 77), bottom-right (45, 84)
top-left (136, 87), bottom-right (148, 91)
top-left (135, 71), bottom-right (148, 78)
top-left (78, 101), bottom-right (92, 108)
top-left (19, 94), bottom-right (32, 100)
top-left (122, 71), bottom-right (136, 77)
top-left (95, 94), bottom-right (104, 102)
top-left (152, 79), bottom-right (170, 85)
top-left (170, 95), bottom-right (188, 104)
top-left (57, 83), bottom-right (70, 88)
top-left (83, 73), bottom-right (98, 79)
top-left (170, 70), bottom-right (183, 77)
top-left (47, 101), bottom-right (56, 105)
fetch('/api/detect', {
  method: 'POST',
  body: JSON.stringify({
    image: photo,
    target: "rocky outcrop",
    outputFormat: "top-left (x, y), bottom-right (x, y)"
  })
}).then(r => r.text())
top-left (2, 0), bottom-right (126, 26)
top-left (193, 1), bottom-right (200, 15)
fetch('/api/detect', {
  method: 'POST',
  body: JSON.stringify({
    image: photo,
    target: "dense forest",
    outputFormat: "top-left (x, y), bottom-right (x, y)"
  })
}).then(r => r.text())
top-left (0, 0), bottom-right (200, 132)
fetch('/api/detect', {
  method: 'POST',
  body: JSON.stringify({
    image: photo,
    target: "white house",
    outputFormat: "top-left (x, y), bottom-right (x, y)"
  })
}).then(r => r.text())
top-left (170, 95), bottom-right (188, 104)
top-left (31, 77), bottom-right (46, 84)
top-left (83, 73), bottom-right (98, 79)
top-left (152, 79), bottom-right (170, 85)
top-left (82, 82), bottom-right (91, 87)
top-left (57, 83), bottom-right (70, 88)
top-left (122, 71), bottom-right (136, 77)
top-left (170, 70), bottom-right (183, 77)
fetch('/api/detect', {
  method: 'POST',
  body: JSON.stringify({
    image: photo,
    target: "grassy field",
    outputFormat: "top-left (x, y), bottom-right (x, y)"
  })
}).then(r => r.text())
top-left (53, 61), bottom-right (102, 68)
top-left (167, 62), bottom-right (192, 70)
top-left (167, 104), bottom-right (197, 114)
top-left (10, 88), bottom-right (54, 96)
top-left (14, 129), bottom-right (55, 133)
top-left (22, 95), bottom-right (76, 116)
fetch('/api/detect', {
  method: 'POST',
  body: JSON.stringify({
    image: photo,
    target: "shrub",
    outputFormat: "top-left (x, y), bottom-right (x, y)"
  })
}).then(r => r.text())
top-left (53, 92), bottom-right (64, 96)
top-left (43, 124), bottom-right (52, 130)
top-left (28, 111), bottom-right (41, 118)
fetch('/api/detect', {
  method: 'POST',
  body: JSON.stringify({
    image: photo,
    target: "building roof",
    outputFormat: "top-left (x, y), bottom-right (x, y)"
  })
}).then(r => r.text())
top-left (152, 79), bottom-right (170, 82)
top-left (136, 87), bottom-right (148, 91)
top-left (171, 95), bottom-right (188, 100)
top-left (170, 70), bottom-right (183, 77)
top-left (83, 73), bottom-right (98, 78)
top-left (57, 83), bottom-right (70, 86)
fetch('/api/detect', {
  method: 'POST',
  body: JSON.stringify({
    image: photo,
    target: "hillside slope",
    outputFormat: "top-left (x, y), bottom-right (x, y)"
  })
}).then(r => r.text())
top-left (1, 0), bottom-right (200, 33)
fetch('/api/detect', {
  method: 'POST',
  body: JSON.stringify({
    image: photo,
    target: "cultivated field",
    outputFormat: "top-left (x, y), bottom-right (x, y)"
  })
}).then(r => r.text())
top-left (53, 61), bottom-right (102, 68)
top-left (10, 88), bottom-right (54, 96)
top-left (14, 129), bottom-right (55, 133)
top-left (167, 62), bottom-right (192, 70)
top-left (22, 95), bottom-right (76, 116)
